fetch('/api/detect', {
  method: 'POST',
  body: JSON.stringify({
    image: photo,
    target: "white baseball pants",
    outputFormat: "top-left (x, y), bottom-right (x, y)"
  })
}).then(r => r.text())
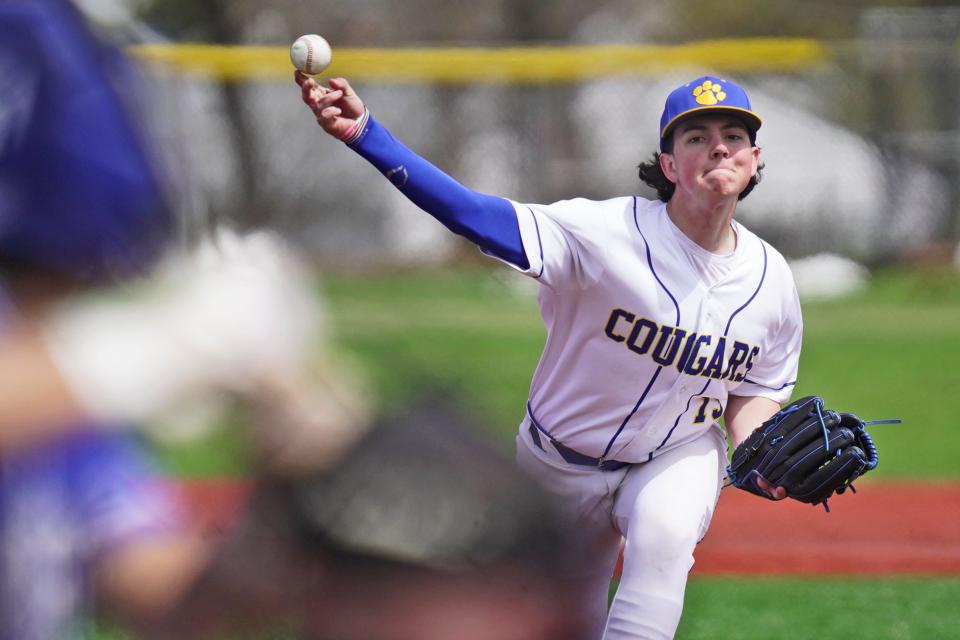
top-left (516, 422), bottom-right (726, 640)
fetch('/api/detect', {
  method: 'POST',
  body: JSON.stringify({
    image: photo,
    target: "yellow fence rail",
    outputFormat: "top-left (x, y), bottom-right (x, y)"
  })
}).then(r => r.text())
top-left (131, 38), bottom-right (830, 84)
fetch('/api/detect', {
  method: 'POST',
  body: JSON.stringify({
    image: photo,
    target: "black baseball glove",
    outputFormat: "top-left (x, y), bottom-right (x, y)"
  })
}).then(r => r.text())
top-left (727, 396), bottom-right (896, 510)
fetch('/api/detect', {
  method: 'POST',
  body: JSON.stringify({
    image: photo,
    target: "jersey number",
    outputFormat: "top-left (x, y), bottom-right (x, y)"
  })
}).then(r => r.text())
top-left (693, 397), bottom-right (723, 424)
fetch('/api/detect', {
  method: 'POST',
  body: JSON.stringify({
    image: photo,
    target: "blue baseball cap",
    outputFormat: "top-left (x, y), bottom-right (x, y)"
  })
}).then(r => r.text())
top-left (659, 76), bottom-right (762, 151)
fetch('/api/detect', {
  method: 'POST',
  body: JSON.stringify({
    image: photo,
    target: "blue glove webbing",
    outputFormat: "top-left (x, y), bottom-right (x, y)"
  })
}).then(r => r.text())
top-left (348, 114), bottom-right (528, 270)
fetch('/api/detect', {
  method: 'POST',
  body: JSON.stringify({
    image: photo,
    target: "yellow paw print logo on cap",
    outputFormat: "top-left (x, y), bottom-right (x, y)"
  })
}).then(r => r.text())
top-left (693, 80), bottom-right (726, 106)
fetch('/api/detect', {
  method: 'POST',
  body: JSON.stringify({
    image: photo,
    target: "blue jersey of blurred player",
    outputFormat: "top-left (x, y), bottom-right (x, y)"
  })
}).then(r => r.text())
top-left (0, 427), bottom-right (186, 639)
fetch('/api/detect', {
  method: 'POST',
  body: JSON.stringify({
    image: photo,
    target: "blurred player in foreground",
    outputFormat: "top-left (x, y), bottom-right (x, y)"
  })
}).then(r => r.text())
top-left (0, 2), bottom-right (364, 637)
top-left (0, 2), bottom-right (194, 636)
top-left (296, 69), bottom-right (801, 639)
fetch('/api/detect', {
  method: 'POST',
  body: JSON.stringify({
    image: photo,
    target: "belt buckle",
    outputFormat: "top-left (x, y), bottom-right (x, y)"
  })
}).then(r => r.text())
top-left (597, 456), bottom-right (606, 469)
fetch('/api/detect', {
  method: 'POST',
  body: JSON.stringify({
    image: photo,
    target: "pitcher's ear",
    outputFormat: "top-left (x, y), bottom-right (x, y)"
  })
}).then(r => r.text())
top-left (659, 152), bottom-right (678, 184)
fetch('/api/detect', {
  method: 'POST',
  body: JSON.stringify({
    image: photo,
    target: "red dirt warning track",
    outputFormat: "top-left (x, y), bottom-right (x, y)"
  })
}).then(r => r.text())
top-left (179, 479), bottom-right (960, 576)
top-left (692, 481), bottom-right (960, 575)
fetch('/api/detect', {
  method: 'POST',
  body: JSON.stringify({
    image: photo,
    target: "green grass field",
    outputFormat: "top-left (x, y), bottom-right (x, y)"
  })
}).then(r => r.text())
top-left (679, 577), bottom-right (960, 639)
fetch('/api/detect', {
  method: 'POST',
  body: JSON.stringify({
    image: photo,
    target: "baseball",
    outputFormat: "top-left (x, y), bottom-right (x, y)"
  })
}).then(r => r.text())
top-left (290, 34), bottom-right (332, 75)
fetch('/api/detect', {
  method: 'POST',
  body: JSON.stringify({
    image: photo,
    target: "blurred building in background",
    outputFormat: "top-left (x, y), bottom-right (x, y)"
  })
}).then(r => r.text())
top-left (97, 0), bottom-right (960, 266)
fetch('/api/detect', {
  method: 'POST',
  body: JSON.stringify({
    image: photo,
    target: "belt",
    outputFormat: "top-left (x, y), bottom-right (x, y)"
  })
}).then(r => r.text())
top-left (527, 421), bottom-right (630, 472)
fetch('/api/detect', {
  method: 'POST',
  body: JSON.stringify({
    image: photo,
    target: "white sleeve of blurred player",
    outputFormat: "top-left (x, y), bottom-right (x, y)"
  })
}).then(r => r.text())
top-left (44, 228), bottom-right (321, 425)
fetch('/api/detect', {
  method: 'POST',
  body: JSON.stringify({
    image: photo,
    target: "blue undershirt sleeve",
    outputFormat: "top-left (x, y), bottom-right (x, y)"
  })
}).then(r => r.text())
top-left (345, 112), bottom-right (529, 270)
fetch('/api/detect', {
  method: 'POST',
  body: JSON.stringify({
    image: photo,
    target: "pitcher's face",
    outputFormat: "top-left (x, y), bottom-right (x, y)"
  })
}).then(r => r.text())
top-left (660, 115), bottom-right (759, 201)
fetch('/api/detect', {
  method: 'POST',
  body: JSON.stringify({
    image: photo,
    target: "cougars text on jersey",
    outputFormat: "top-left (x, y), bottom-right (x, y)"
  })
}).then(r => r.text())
top-left (603, 308), bottom-right (759, 382)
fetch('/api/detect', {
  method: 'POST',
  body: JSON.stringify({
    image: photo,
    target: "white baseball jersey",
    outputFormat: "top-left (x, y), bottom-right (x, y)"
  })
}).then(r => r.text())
top-left (500, 195), bottom-right (803, 464)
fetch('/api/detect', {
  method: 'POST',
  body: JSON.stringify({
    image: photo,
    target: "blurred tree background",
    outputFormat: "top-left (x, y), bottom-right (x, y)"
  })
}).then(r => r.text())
top-left (111, 0), bottom-right (960, 267)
